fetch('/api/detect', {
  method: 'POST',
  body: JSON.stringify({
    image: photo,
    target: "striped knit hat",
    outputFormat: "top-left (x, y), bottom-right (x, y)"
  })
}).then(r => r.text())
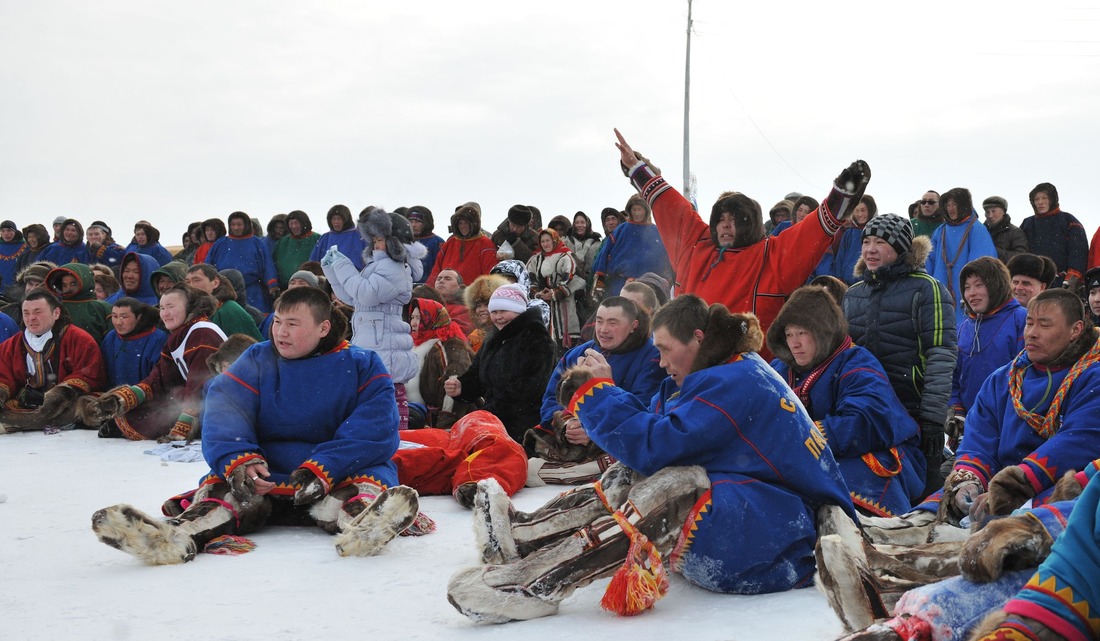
top-left (861, 213), bottom-right (913, 256)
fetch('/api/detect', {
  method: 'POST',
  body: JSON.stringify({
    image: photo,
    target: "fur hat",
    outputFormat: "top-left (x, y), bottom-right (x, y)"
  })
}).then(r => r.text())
top-left (488, 283), bottom-right (528, 314)
top-left (791, 195), bottom-right (820, 220)
top-left (633, 272), bottom-right (670, 306)
top-left (1028, 182), bottom-right (1060, 211)
top-left (1007, 253), bottom-right (1057, 286)
top-left (547, 215), bottom-right (572, 235)
top-left (959, 256), bottom-right (1013, 315)
top-left (808, 275), bottom-right (849, 306)
top-left (18, 261), bottom-right (56, 286)
top-left (982, 196), bottom-right (1008, 212)
top-left (464, 274), bottom-right (508, 314)
top-left (133, 221), bottom-right (161, 245)
top-left (358, 207), bottom-right (417, 264)
top-left (710, 192), bottom-right (764, 248)
top-left (690, 304), bottom-right (764, 373)
top-left (601, 207), bottom-right (624, 223)
top-left (289, 270), bottom-right (319, 287)
top-left (226, 212), bottom-right (251, 236)
top-left (507, 205), bottom-right (534, 227)
top-left (766, 285), bottom-right (848, 371)
top-left (1085, 267), bottom-right (1100, 292)
top-left (862, 213), bottom-right (913, 257)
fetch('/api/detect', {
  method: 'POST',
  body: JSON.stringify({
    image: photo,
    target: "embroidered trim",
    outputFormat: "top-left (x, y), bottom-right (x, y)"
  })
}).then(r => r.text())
top-left (1008, 335), bottom-right (1100, 439)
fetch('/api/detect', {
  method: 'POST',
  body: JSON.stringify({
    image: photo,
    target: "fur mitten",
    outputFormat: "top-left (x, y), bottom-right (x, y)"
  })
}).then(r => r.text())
top-left (939, 469), bottom-right (983, 523)
top-left (959, 515), bottom-right (1053, 583)
top-left (1049, 469), bottom-right (1085, 503)
top-left (522, 411), bottom-right (603, 463)
top-left (986, 466), bottom-right (1036, 516)
top-left (38, 384), bottom-right (80, 421)
top-left (227, 461), bottom-right (267, 504)
top-left (290, 468), bottom-right (326, 506)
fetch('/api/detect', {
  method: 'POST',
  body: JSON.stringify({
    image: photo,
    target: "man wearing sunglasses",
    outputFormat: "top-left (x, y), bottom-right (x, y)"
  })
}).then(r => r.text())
top-left (912, 190), bottom-right (945, 238)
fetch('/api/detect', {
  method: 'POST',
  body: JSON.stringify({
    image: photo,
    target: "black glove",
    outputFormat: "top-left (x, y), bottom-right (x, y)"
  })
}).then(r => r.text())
top-left (834, 160), bottom-right (871, 193)
top-left (290, 468), bottom-right (326, 506)
top-left (960, 514), bottom-right (1053, 583)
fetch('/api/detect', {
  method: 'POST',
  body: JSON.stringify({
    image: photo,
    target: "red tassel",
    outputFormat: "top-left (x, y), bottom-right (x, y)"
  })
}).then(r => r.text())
top-left (203, 535), bottom-right (256, 555)
top-left (599, 526), bottom-right (669, 616)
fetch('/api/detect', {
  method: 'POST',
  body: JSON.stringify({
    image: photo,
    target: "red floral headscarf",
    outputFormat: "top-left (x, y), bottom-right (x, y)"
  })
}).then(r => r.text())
top-left (538, 228), bottom-right (571, 257)
top-left (411, 298), bottom-right (467, 346)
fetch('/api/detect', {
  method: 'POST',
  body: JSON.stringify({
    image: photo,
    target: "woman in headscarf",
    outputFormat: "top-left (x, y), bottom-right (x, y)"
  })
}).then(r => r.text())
top-left (405, 297), bottom-right (475, 428)
top-left (527, 228), bottom-right (582, 352)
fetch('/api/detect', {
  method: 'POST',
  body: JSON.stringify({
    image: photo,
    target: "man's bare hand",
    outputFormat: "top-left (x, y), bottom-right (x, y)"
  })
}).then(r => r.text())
top-left (614, 129), bottom-right (640, 169)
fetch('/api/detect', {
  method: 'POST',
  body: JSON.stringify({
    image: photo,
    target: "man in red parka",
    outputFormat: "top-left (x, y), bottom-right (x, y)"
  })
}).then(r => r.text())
top-left (613, 130), bottom-right (869, 358)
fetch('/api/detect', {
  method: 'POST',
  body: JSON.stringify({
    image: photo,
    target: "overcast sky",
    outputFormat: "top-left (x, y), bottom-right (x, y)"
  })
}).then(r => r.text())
top-left (3, 1), bottom-right (1099, 246)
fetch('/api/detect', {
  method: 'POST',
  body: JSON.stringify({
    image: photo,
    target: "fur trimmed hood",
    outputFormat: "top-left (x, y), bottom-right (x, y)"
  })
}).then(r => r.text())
top-left (766, 285), bottom-right (848, 372)
top-left (710, 192), bottom-right (764, 248)
top-left (959, 256), bottom-right (1012, 316)
top-left (358, 207), bottom-right (418, 264)
top-left (201, 217), bottom-right (227, 240)
top-left (405, 205), bottom-right (435, 235)
top-left (854, 234), bottom-right (933, 278)
top-left (286, 210), bottom-right (313, 236)
top-left (624, 194), bottom-right (652, 224)
top-left (450, 202), bottom-right (483, 239)
top-left (326, 205), bottom-right (353, 233)
top-left (941, 188), bottom-right (975, 223)
top-left (133, 221), bottom-right (162, 245)
top-left (1029, 182), bottom-right (1060, 212)
top-left (689, 304), bottom-right (764, 374)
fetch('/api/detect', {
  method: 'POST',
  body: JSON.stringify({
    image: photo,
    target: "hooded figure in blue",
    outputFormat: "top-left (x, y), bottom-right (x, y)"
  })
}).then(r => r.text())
top-left (925, 188), bottom-right (998, 326)
top-left (100, 297), bottom-right (168, 387)
top-left (106, 252), bottom-right (162, 305)
top-left (309, 204), bottom-right (368, 271)
top-left (590, 194), bottom-right (674, 298)
top-left (950, 257), bottom-right (1028, 417)
top-left (0, 221), bottom-right (27, 290)
top-left (203, 211), bottom-right (279, 313)
top-left (90, 287), bottom-right (424, 565)
top-left (123, 222), bottom-right (173, 266)
top-left (768, 283), bottom-right (925, 517)
top-left (39, 219), bottom-right (90, 265)
top-left (812, 195), bottom-right (877, 285)
top-left (405, 205), bottom-right (443, 284)
top-left (446, 296), bottom-right (857, 623)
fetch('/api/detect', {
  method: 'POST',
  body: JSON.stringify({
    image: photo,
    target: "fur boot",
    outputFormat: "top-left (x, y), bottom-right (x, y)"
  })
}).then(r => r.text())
top-left (858, 510), bottom-right (969, 546)
top-left (815, 506), bottom-right (889, 632)
top-left (92, 504), bottom-right (198, 565)
top-left (475, 463), bottom-right (639, 564)
top-left (332, 486), bottom-right (419, 557)
top-left (450, 466), bottom-right (707, 623)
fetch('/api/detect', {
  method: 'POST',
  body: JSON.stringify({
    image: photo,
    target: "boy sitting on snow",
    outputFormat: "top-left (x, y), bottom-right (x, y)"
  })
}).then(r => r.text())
top-left (446, 294), bottom-right (856, 623)
top-left (91, 287), bottom-right (426, 564)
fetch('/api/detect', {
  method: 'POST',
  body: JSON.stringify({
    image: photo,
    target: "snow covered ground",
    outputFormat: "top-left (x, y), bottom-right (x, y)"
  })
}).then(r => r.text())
top-left (0, 430), bottom-right (847, 641)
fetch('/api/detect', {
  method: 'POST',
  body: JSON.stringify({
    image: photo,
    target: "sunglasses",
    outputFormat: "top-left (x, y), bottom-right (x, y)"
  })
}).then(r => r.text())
top-left (920, 199), bottom-right (938, 205)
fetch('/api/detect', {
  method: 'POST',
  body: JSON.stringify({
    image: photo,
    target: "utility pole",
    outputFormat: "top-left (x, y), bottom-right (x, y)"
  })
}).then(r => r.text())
top-left (683, 0), bottom-right (693, 196)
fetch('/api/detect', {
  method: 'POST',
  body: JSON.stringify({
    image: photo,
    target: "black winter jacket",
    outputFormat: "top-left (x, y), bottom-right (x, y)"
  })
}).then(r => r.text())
top-left (456, 307), bottom-right (555, 443)
top-left (985, 215), bottom-right (1029, 263)
top-left (842, 236), bottom-right (957, 426)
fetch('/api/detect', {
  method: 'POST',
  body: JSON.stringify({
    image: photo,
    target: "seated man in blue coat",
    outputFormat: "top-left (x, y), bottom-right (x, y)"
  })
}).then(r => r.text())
top-left (91, 287), bottom-right (424, 565)
top-left (448, 294), bottom-right (856, 623)
top-left (524, 296), bottom-right (665, 486)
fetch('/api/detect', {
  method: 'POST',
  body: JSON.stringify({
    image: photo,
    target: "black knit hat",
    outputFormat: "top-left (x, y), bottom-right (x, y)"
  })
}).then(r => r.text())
top-left (861, 213), bottom-right (913, 256)
top-left (1007, 253), bottom-right (1057, 286)
top-left (0, 220), bottom-right (17, 232)
top-left (507, 205), bottom-right (534, 227)
top-left (87, 220), bottom-right (112, 237)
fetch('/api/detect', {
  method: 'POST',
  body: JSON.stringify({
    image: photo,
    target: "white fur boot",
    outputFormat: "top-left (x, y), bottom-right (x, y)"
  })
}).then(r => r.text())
top-left (92, 504), bottom-right (197, 565)
top-left (334, 485), bottom-right (418, 557)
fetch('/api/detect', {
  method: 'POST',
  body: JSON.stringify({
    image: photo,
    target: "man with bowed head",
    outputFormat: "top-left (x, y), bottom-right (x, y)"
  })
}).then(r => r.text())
top-left (612, 129), bottom-right (869, 359)
top-left (91, 287), bottom-right (425, 564)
